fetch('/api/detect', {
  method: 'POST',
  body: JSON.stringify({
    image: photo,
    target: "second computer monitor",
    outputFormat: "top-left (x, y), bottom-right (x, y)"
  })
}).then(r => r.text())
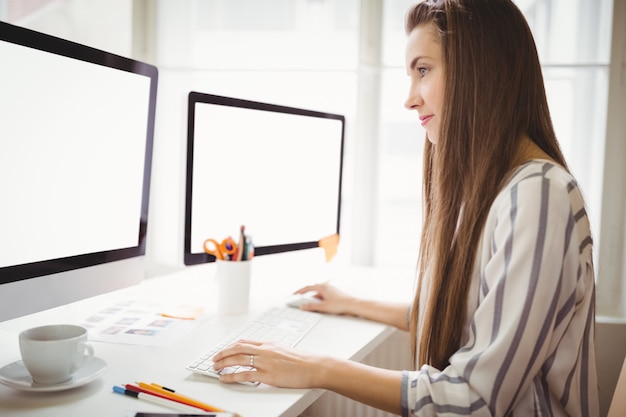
top-left (185, 92), bottom-right (345, 265)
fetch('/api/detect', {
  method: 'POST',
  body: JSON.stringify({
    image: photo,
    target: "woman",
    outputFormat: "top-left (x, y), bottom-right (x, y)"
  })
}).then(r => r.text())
top-left (213, 0), bottom-right (599, 415)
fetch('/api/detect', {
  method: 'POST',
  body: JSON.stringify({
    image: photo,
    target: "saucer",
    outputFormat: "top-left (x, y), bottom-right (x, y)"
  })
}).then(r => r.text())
top-left (0, 357), bottom-right (107, 392)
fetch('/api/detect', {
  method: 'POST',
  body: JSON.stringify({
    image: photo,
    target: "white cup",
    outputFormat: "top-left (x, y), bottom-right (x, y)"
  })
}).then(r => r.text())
top-left (19, 324), bottom-right (94, 385)
top-left (216, 260), bottom-right (252, 316)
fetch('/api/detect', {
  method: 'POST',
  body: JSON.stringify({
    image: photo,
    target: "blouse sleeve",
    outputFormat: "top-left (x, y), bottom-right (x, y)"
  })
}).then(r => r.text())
top-left (402, 164), bottom-right (596, 416)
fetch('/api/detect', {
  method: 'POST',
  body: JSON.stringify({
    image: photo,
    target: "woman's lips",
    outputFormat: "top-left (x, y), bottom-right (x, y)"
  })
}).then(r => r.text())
top-left (420, 115), bottom-right (433, 127)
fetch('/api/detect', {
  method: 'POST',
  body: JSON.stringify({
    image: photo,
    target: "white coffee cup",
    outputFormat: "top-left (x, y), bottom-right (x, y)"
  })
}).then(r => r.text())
top-left (19, 324), bottom-right (94, 385)
top-left (216, 260), bottom-right (252, 316)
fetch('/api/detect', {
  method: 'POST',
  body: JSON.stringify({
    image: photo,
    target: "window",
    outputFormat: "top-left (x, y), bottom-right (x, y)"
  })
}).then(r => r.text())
top-left (150, 0), bottom-right (360, 268)
top-left (377, 0), bottom-right (626, 319)
top-left (376, 0), bottom-right (614, 273)
top-left (0, 0), bottom-right (132, 57)
top-left (4, 0), bottom-right (624, 318)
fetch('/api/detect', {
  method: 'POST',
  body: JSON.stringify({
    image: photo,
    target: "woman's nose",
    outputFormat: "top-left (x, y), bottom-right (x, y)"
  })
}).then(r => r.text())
top-left (404, 85), bottom-right (421, 110)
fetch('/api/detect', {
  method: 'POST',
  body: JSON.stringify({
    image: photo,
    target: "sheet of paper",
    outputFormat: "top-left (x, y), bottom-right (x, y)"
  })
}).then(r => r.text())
top-left (78, 300), bottom-right (206, 347)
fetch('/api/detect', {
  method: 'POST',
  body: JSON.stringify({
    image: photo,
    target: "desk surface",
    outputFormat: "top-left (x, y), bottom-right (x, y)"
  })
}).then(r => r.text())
top-left (0, 251), bottom-right (413, 417)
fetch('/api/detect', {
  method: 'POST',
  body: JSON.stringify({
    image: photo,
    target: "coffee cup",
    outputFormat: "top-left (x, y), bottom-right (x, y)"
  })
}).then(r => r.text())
top-left (19, 324), bottom-right (94, 385)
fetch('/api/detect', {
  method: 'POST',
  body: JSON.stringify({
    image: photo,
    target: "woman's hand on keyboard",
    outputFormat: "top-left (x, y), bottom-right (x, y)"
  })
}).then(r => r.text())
top-left (292, 284), bottom-right (356, 315)
top-left (211, 340), bottom-right (322, 388)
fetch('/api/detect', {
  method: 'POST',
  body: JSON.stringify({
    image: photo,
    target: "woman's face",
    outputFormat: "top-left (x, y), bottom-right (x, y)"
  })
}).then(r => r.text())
top-left (404, 23), bottom-right (445, 145)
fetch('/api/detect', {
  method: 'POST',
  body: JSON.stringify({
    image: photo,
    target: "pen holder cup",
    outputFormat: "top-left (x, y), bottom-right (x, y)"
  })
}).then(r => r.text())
top-left (215, 260), bottom-right (252, 316)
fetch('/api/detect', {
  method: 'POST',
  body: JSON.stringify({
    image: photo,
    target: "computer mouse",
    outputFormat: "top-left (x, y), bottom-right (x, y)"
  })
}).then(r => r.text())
top-left (286, 295), bottom-right (321, 309)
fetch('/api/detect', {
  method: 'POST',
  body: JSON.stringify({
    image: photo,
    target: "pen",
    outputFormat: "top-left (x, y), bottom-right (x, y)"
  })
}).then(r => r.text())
top-left (113, 386), bottom-right (202, 412)
top-left (236, 225), bottom-right (245, 261)
top-left (124, 383), bottom-right (188, 404)
top-left (150, 382), bottom-right (175, 392)
top-left (137, 381), bottom-right (225, 412)
top-left (244, 235), bottom-right (254, 260)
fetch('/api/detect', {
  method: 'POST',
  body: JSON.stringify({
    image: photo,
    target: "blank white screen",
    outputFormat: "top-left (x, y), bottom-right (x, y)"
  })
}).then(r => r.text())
top-left (0, 40), bottom-right (151, 268)
top-left (190, 102), bottom-right (343, 253)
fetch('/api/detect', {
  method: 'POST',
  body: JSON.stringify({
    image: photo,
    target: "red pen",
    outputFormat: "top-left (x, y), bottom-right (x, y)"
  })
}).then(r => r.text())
top-left (124, 384), bottom-right (204, 411)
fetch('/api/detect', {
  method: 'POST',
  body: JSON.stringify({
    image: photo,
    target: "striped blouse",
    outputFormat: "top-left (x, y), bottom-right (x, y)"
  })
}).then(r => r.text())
top-left (402, 160), bottom-right (599, 416)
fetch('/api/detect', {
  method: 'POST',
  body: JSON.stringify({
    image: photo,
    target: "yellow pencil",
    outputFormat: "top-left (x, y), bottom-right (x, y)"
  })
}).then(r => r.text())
top-left (136, 382), bottom-right (225, 412)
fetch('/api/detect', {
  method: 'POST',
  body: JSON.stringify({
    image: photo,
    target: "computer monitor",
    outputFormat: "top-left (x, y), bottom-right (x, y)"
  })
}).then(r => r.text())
top-left (0, 22), bottom-right (158, 321)
top-left (185, 92), bottom-right (344, 265)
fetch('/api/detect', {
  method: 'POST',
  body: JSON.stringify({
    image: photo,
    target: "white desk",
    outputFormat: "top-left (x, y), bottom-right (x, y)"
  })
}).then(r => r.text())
top-left (0, 251), bottom-right (413, 417)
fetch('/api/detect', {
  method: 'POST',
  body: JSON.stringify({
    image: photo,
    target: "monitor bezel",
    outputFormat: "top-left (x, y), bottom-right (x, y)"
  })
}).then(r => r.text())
top-left (184, 92), bottom-right (344, 266)
top-left (0, 21), bottom-right (158, 285)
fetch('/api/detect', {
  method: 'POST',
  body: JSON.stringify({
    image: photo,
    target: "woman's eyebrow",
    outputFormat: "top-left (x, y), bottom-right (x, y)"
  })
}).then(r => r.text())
top-left (408, 55), bottom-right (430, 71)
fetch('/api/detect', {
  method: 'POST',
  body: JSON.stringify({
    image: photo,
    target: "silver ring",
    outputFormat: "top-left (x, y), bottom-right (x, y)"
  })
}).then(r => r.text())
top-left (250, 355), bottom-right (254, 367)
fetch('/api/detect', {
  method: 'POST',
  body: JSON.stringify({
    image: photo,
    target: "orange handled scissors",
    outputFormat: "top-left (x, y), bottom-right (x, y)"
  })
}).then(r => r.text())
top-left (203, 237), bottom-right (237, 260)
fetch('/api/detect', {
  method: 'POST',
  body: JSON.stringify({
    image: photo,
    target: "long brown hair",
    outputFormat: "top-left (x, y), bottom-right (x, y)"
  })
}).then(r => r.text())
top-left (406, 0), bottom-right (568, 369)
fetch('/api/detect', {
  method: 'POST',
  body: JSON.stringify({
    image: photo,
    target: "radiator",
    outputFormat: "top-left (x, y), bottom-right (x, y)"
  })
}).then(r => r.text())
top-left (301, 329), bottom-right (411, 417)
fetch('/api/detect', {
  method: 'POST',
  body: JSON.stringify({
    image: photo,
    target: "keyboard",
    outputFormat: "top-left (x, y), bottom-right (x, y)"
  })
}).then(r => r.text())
top-left (186, 306), bottom-right (322, 383)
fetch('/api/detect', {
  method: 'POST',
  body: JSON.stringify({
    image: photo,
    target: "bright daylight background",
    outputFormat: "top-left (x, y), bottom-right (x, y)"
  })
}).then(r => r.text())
top-left (1, 0), bottom-right (624, 319)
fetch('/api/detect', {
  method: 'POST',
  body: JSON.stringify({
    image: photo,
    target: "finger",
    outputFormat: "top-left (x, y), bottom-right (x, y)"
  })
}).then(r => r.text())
top-left (212, 341), bottom-right (256, 362)
top-left (293, 285), bottom-right (317, 295)
top-left (293, 284), bottom-right (326, 296)
top-left (301, 302), bottom-right (323, 311)
top-left (240, 339), bottom-right (263, 344)
top-left (213, 352), bottom-right (257, 371)
top-left (229, 339), bottom-right (264, 351)
top-left (219, 369), bottom-right (260, 384)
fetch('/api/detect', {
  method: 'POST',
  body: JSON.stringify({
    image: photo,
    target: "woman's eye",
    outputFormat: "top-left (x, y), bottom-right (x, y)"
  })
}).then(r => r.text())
top-left (418, 67), bottom-right (429, 77)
